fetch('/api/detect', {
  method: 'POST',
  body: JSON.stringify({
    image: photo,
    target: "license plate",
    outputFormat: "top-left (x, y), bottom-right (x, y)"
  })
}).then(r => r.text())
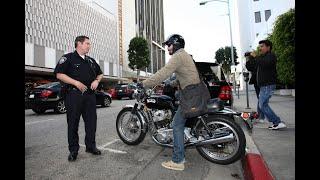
top-left (29, 94), bottom-right (34, 98)
top-left (118, 90), bottom-right (122, 92)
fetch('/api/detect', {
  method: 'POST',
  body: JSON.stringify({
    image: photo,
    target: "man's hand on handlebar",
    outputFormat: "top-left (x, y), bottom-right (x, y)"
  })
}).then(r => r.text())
top-left (136, 82), bottom-right (144, 89)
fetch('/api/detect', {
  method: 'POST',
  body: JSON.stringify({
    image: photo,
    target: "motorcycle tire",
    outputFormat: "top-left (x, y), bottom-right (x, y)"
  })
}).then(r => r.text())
top-left (195, 115), bottom-right (246, 165)
top-left (116, 107), bottom-right (147, 145)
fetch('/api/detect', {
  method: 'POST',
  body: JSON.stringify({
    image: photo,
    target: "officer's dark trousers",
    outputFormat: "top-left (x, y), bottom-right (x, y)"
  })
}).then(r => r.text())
top-left (65, 90), bottom-right (97, 153)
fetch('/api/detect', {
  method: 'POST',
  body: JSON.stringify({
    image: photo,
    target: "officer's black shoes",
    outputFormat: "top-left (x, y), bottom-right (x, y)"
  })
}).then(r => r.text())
top-left (68, 152), bottom-right (78, 162)
top-left (85, 148), bottom-right (101, 155)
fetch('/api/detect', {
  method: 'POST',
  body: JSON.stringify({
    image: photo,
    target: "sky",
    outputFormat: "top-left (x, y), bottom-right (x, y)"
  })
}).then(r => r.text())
top-left (163, 0), bottom-right (240, 63)
top-left (84, 0), bottom-right (240, 63)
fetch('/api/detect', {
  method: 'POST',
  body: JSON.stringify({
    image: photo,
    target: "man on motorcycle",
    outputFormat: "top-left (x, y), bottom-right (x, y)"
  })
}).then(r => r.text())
top-left (140, 34), bottom-right (200, 171)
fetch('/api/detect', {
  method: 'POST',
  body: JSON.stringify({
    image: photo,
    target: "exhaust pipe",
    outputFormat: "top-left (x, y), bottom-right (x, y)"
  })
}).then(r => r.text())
top-left (196, 134), bottom-right (234, 146)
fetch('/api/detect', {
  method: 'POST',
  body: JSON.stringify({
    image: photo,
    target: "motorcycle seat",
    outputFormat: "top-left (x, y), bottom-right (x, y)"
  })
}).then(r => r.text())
top-left (207, 98), bottom-right (224, 113)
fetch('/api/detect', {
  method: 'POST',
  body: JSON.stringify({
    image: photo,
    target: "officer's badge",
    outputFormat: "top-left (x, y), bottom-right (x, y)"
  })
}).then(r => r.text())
top-left (59, 57), bottom-right (67, 64)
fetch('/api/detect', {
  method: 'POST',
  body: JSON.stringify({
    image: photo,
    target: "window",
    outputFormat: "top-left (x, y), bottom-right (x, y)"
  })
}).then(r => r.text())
top-left (254, 11), bottom-right (261, 23)
top-left (265, 10), bottom-right (271, 21)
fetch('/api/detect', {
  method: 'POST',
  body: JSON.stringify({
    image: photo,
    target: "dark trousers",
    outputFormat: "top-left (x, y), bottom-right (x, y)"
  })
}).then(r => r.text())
top-left (254, 83), bottom-right (260, 98)
top-left (65, 89), bottom-right (97, 153)
top-left (254, 84), bottom-right (265, 119)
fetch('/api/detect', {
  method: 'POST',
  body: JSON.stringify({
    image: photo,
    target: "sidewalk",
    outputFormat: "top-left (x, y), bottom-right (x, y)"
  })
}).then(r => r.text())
top-left (233, 90), bottom-right (295, 180)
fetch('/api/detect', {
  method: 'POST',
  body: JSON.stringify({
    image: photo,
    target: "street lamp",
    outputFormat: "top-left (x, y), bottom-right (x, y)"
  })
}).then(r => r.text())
top-left (200, 0), bottom-right (236, 95)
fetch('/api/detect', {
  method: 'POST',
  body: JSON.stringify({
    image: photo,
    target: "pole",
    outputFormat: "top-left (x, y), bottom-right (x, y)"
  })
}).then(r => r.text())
top-left (237, 83), bottom-right (240, 99)
top-left (227, 0), bottom-right (236, 96)
top-left (245, 80), bottom-right (250, 109)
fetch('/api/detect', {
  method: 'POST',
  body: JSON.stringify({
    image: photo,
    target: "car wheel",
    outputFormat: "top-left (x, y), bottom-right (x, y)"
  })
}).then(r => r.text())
top-left (101, 97), bottom-right (111, 107)
top-left (117, 97), bottom-right (122, 100)
top-left (32, 108), bottom-right (46, 114)
top-left (54, 100), bottom-right (67, 114)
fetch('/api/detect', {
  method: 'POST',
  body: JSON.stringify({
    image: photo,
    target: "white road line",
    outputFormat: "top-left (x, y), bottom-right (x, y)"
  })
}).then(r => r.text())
top-left (79, 139), bottom-right (127, 154)
top-left (100, 147), bottom-right (127, 154)
top-left (99, 139), bottom-right (120, 148)
top-left (25, 119), bottom-right (58, 126)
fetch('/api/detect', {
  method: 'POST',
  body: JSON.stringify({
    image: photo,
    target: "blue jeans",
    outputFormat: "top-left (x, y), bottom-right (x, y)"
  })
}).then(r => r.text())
top-left (258, 85), bottom-right (281, 125)
top-left (172, 107), bottom-right (186, 163)
top-left (254, 84), bottom-right (265, 119)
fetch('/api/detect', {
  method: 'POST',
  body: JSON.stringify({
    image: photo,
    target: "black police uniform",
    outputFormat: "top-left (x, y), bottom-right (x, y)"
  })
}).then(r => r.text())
top-left (54, 51), bottom-right (102, 154)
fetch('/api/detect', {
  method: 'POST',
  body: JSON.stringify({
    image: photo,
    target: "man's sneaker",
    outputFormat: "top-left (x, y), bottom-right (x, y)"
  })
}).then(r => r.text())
top-left (161, 160), bottom-right (185, 171)
top-left (258, 119), bottom-right (265, 123)
top-left (268, 122), bottom-right (287, 130)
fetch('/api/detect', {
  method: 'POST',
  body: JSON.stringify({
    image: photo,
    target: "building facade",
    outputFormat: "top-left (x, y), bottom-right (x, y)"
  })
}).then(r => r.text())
top-left (25, 0), bottom-right (122, 87)
top-left (120, 0), bottom-right (166, 81)
top-left (235, 0), bottom-right (295, 90)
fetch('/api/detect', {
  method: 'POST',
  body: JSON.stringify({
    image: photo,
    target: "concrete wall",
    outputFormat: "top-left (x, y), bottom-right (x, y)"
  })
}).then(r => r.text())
top-left (25, 0), bottom-right (118, 76)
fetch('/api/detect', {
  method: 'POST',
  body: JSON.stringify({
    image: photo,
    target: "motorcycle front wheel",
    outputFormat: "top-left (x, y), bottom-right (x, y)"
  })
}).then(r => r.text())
top-left (195, 115), bottom-right (246, 165)
top-left (116, 107), bottom-right (147, 145)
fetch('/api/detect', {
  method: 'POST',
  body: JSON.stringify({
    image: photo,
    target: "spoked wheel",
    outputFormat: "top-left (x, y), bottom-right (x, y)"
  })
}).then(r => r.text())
top-left (116, 108), bottom-right (146, 145)
top-left (196, 115), bottom-right (246, 165)
top-left (54, 100), bottom-right (67, 114)
top-left (101, 97), bottom-right (111, 107)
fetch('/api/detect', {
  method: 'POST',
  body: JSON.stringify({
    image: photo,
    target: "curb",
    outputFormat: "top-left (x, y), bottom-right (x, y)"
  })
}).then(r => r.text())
top-left (233, 105), bottom-right (275, 180)
top-left (241, 121), bottom-right (275, 180)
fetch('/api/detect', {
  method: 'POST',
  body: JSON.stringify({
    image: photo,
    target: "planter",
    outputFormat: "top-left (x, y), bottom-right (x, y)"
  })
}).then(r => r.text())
top-left (279, 89), bottom-right (292, 96)
top-left (291, 89), bottom-right (295, 97)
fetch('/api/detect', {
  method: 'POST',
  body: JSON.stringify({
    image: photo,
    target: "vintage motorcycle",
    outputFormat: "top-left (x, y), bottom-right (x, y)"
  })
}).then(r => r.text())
top-left (116, 85), bottom-right (246, 165)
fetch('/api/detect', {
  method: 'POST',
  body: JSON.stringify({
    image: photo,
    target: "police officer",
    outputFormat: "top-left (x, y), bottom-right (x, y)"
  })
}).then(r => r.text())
top-left (54, 35), bottom-right (103, 161)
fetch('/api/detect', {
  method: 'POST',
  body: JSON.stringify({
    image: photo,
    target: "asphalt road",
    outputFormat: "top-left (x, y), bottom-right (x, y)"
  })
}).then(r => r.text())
top-left (25, 99), bottom-right (243, 180)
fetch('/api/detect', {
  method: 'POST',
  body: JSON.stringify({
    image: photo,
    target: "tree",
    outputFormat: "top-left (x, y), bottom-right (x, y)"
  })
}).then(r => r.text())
top-left (215, 46), bottom-right (239, 75)
top-left (127, 37), bottom-right (150, 81)
top-left (269, 8), bottom-right (295, 88)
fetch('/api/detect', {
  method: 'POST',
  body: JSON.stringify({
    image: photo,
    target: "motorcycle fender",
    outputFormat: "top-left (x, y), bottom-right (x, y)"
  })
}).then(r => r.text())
top-left (121, 105), bottom-right (148, 133)
top-left (122, 104), bottom-right (134, 108)
top-left (216, 107), bottom-right (241, 116)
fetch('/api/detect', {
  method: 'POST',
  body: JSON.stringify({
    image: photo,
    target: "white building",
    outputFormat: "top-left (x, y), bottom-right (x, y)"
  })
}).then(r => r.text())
top-left (235, 0), bottom-right (295, 90)
top-left (25, 0), bottom-right (121, 86)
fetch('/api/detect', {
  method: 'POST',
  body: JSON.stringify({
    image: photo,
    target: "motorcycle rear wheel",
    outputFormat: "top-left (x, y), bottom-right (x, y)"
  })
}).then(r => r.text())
top-left (195, 115), bottom-right (246, 165)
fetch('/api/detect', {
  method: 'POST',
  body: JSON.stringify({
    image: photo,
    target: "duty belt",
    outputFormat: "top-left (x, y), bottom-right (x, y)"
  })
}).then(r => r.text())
top-left (70, 87), bottom-right (95, 94)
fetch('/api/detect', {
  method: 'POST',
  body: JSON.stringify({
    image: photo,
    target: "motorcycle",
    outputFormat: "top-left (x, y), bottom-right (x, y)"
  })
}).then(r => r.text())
top-left (116, 85), bottom-right (246, 165)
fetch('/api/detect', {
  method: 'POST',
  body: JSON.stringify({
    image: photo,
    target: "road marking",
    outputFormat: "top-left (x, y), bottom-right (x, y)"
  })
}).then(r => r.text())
top-left (100, 147), bottom-right (127, 154)
top-left (99, 139), bottom-right (120, 148)
top-left (79, 139), bottom-right (127, 154)
top-left (25, 119), bottom-right (58, 126)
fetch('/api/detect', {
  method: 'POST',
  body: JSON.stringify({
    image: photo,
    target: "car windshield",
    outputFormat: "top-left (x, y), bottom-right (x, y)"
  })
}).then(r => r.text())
top-left (36, 82), bottom-right (60, 88)
top-left (115, 84), bottom-right (127, 90)
top-left (195, 62), bottom-right (226, 82)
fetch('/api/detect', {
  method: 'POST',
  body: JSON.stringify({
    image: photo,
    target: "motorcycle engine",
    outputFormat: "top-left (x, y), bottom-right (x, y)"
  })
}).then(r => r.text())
top-left (152, 109), bottom-right (172, 128)
top-left (156, 128), bottom-right (173, 143)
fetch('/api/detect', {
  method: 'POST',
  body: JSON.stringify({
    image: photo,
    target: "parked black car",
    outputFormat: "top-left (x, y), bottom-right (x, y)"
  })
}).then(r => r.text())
top-left (195, 62), bottom-right (233, 107)
top-left (25, 82), bottom-right (112, 114)
top-left (114, 83), bottom-right (137, 100)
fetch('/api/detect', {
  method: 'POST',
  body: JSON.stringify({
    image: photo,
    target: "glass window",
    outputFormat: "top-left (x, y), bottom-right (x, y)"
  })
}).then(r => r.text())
top-left (254, 11), bottom-right (261, 23)
top-left (265, 10), bottom-right (271, 21)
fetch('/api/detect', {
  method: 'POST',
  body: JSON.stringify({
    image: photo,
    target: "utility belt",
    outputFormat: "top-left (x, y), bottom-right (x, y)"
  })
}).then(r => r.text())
top-left (69, 87), bottom-right (95, 94)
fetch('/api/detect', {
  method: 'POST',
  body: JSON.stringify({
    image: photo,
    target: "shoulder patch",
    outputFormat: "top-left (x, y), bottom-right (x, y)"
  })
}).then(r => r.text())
top-left (59, 57), bottom-right (67, 64)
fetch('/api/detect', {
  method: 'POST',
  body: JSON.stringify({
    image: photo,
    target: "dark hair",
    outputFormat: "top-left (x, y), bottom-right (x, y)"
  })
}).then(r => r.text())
top-left (259, 39), bottom-right (272, 50)
top-left (75, 35), bottom-right (89, 48)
